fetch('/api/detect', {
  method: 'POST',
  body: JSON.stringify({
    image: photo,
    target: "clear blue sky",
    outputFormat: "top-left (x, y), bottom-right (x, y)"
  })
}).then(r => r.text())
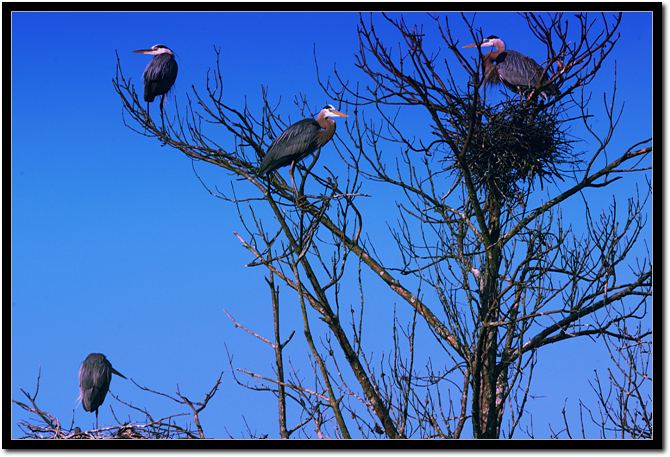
top-left (11, 11), bottom-right (652, 438)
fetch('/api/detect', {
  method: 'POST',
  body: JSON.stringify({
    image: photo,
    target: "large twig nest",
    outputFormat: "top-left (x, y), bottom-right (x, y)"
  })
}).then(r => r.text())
top-left (460, 101), bottom-right (574, 197)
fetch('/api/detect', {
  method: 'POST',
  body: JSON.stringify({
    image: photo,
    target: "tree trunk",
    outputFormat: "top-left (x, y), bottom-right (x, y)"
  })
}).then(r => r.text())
top-left (472, 192), bottom-right (503, 438)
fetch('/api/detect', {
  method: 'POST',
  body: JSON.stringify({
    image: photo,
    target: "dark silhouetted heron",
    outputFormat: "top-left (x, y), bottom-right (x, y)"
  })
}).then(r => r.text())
top-left (463, 35), bottom-right (557, 100)
top-left (133, 44), bottom-right (178, 129)
top-left (79, 353), bottom-right (126, 428)
top-left (257, 104), bottom-right (347, 177)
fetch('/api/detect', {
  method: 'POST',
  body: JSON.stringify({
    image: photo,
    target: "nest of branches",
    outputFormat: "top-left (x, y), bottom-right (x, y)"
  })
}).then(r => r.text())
top-left (459, 101), bottom-right (573, 198)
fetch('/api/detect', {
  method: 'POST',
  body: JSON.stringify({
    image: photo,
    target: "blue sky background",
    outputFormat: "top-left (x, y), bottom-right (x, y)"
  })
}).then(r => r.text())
top-left (11, 11), bottom-right (652, 439)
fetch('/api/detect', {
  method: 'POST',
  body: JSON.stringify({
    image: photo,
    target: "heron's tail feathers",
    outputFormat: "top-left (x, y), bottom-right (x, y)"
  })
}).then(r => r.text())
top-left (144, 86), bottom-right (156, 103)
top-left (257, 155), bottom-right (274, 177)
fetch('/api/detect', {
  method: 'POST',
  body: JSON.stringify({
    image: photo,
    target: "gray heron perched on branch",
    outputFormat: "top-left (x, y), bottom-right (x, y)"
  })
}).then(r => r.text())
top-left (257, 104), bottom-right (348, 177)
top-left (463, 35), bottom-right (558, 100)
top-left (79, 353), bottom-right (126, 428)
top-left (133, 44), bottom-right (178, 129)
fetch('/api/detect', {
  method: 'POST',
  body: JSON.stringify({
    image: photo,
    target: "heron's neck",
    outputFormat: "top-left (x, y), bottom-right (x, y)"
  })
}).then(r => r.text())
top-left (316, 112), bottom-right (336, 146)
top-left (489, 39), bottom-right (506, 58)
top-left (487, 50), bottom-right (504, 63)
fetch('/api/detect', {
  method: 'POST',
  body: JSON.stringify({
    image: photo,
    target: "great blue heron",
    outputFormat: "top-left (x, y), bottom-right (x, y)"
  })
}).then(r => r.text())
top-left (257, 104), bottom-right (348, 177)
top-left (463, 35), bottom-right (558, 100)
top-left (79, 353), bottom-right (126, 428)
top-left (133, 44), bottom-right (178, 129)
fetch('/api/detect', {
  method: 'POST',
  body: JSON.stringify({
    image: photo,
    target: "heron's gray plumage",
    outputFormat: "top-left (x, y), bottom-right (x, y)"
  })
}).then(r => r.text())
top-left (79, 353), bottom-right (126, 420)
top-left (494, 50), bottom-right (556, 95)
top-left (257, 105), bottom-right (347, 177)
top-left (465, 35), bottom-right (558, 99)
top-left (143, 53), bottom-right (178, 103)
top-left (134, 44), bottom-right (178, 130)
top-left (258, 119), bottom-right (322, 176)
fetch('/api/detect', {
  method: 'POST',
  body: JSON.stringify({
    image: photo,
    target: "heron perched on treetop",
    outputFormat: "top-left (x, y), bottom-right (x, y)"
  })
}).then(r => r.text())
top-left (463, 35), bottom-right (558, 100)
top-left (133, 44), bottom-right (178, 128)
top-left (257, 104), bottom-right (348, 177)
top-left (79, 353), bottom-right (126, 428)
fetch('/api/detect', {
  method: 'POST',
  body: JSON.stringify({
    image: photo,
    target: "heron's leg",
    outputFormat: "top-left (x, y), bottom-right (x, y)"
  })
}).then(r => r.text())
top-left (158, 96), bottom-right (170, 147)
top-left (288, 161), bottom-right (306, 210)
top-left (160, 95), bottom-right (166, 133)
top-left (144, 102), bottom-right (150, 133)
top-left (95, 409), bottom-right (99, 430)
top-left (289, 161), bottom-right (298, 194)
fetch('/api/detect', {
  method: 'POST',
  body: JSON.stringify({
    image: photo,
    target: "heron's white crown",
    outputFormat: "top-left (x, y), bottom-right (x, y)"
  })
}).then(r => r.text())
top-left (481, 37), bottom-right (505, 51)
top-left (150, 44), bottom-right (173, 55)
top-left (322, 104), bottom-right (347, 118)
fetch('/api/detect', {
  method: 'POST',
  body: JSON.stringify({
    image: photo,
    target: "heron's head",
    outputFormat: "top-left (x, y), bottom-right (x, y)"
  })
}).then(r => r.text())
top-left (133, 44), bottom-right (174, 56)
top-left (463, 35), bottom-right (505, 51)
top-left (320, 104), bottom-right (348, 119)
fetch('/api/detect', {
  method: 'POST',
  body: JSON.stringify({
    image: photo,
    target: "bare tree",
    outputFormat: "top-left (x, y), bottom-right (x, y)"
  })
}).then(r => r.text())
top-left (15, 11), bottom-right (652, 440)
top-left (111, 11), bottom-right (651, 440)
top-left (317, 12), bottom-right (651, 439)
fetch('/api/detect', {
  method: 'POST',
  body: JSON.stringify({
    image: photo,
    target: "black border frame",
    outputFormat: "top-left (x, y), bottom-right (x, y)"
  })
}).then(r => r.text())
top-left (3, 1), bottom-right (661, 450)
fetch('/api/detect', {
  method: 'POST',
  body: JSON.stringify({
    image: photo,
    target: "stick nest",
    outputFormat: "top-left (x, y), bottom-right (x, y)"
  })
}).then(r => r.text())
top-left (459, 101), bottom-right (574, 197)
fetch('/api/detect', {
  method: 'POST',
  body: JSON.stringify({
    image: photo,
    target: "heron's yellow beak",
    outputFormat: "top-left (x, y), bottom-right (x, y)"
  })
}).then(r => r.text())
top-left (132, 49), bottom-right (154, 54)
top-left (332, 110), bottom-right (348, 118)
top-left (462, 43), bottom-right (478, 49)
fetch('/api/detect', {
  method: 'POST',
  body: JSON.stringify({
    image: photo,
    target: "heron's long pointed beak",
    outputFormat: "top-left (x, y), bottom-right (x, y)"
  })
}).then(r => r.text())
top-left (112, 367), bottom-right (127, 379)
top-left (133, 49), bottom-right (154, 54)
top-left (463, 42), bottom-right (493, 49)
top-left (332, 110), bottom-right (348, 118)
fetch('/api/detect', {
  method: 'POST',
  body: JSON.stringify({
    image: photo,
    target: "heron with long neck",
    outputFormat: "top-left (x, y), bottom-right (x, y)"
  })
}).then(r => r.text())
top-left (257, 104), bottom-right (347, 176)
top-left (463, 35), bottom-right (557, 100)
top-left (133, 44), bottom-right (179, 129)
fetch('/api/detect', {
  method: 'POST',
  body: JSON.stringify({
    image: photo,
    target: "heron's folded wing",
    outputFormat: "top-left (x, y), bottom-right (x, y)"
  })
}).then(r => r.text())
top-left (259, 119), bottom-right (320, 173)
top-left (496, 52), bottom-right (557, 97)
top-left (143, 54), bottom-right (179, 100)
